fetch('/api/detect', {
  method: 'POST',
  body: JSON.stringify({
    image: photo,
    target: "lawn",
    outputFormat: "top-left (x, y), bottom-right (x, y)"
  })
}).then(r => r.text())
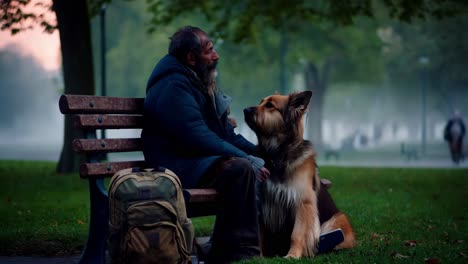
top-left (0, 160), bottom-right (467, 263)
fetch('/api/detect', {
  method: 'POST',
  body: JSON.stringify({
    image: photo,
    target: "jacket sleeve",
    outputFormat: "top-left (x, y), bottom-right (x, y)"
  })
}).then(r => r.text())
top-left (146, 80), bottom-right (249, 158)
top-left (225, 121), bottom-right (256, 154)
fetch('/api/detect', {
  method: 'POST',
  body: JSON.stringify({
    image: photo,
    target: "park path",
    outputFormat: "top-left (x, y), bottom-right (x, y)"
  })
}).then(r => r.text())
top-left (320, 159), bottom-right (468, 169)
top-left (1, 143), bottom-right (467, 168)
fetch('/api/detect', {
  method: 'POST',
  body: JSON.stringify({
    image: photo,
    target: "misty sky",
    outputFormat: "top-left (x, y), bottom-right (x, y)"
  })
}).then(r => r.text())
top-left (0, 24), bottom-right (63, 160)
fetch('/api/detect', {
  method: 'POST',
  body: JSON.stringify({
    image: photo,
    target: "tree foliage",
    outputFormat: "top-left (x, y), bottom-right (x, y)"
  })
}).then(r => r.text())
top-left (0, 0), bottom-right (55, 34)
top-left (0, 0), bottom-right (114, 35)
top-left (380, 14), bottom-right (468, 118)
top-left (145, 0), bottom-right (468, 43)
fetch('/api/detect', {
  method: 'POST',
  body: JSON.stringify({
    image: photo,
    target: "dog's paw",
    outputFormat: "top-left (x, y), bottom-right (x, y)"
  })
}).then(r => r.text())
top-left (284, 254), bottom-right (300, 259)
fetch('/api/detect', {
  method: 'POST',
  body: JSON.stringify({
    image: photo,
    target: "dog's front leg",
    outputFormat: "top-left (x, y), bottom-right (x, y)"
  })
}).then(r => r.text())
top-left (258, 223), bottom-right (264, 256)
top-left (286, 200), bottom-right (320, 258)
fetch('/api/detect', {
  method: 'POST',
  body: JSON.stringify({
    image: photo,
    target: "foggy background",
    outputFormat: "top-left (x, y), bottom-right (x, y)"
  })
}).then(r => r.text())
top-left (0, 44), bottom-right (63, 161)
top-left (1, 1), bottom-right (467, 167)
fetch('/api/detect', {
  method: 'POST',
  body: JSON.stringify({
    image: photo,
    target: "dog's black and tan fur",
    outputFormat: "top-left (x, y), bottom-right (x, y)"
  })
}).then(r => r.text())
top-left (244, 91), bottom-right (355, 258)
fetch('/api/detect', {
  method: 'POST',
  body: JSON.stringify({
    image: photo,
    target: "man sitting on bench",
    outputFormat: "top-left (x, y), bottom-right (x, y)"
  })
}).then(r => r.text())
top-left (141, 25), bottom-right (270, 263)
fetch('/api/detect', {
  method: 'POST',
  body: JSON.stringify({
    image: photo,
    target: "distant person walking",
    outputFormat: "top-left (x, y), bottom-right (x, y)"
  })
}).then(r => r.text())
top-left (444, 110), bottom-right (466, 163)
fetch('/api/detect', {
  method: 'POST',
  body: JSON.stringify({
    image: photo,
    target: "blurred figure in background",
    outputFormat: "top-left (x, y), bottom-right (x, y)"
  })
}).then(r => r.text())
top-left (444, 110), bottom-right (466, 164)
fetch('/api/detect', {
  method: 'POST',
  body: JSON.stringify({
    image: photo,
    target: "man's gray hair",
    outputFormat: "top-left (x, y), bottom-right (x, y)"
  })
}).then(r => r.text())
top-left (168, 26), bottom-right (206, 62)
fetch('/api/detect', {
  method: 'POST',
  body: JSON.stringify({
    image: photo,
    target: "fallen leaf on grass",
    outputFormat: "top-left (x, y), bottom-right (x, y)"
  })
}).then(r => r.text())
top-left (390, 250), bottom-right (410, 259)
top-left (404, 240), bottom-right (417, 247)
top-left (395, 253), bottom-right (410, 259)
top-left (77, 219), bottom-right (85, 225)
top-left (396, 253), bottom-right (410, 259)
top-left (424, 258), bottom-right (440, 264)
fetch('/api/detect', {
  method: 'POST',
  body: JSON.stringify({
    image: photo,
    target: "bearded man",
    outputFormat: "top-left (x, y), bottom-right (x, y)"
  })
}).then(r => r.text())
top-left (142, 26), bottom-right (269, 263)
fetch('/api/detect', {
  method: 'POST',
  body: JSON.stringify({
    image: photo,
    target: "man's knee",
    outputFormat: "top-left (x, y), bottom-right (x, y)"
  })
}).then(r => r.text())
top-left (216, 157), bottom-right (256, 187)
top-left (218, 157), bottom-right (255, 175)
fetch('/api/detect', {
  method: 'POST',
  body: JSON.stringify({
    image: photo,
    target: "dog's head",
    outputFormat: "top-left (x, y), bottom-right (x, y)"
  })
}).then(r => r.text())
top-left (244, 91), bottom-right (312, 145)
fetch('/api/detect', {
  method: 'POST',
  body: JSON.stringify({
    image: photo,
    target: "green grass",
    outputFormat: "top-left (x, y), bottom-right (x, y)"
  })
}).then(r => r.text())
top-left (0, 161), bottom-right (89, 256)
top-left (239, 167), bottom-right (468, 264)
top-left (1, 161), bottom-right (467, 263)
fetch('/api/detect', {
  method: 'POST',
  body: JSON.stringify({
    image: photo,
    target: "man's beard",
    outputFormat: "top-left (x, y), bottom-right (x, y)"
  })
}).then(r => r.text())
top-left (193, 60), bottom-right (218, 88)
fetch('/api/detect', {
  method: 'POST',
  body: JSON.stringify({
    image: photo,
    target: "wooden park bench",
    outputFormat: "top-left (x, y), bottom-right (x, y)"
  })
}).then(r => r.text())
top-left (400, 142), bottom-right (418, 161)
top-left (59, 94), bottom-right (331, 264)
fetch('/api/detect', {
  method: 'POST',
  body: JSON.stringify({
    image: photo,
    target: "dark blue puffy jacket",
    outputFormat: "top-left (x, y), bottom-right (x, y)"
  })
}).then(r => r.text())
top-left (141, 55), bottom-right (256, 188)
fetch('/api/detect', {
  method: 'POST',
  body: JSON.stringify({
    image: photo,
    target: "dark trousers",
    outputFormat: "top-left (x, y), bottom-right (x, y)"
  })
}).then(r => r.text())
top-left (198, 157), bottom-right (260, 263)
top-left (448, 138), bottom-right (464, 163)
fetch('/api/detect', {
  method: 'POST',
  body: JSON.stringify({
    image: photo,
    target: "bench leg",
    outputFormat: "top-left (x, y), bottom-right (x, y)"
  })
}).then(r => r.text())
top-left (79, 178), bottom-right (109, 264)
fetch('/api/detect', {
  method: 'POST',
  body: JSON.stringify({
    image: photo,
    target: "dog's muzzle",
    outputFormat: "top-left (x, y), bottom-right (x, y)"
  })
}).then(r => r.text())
top-left (243, 107), bottom-right (255, 115)
top-left (243, 107), bottom-right (256, 127)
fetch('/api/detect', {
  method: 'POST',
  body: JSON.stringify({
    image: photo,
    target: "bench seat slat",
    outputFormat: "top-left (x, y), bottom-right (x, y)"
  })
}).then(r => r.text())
top-left (79, 160), bottom-right (146, 178)
top-left (59, 95), bottom-right (144, 114)
top-left (74, 115), bottom-right (144, 129)
top-left (73, 138), bottom-right (142, 153)
top-left (184, 189), bottom-right (218, 203)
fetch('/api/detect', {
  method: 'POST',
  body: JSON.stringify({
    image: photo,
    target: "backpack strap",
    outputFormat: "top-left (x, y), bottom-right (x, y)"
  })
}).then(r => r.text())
top-left (159, 169), bottom-right (189, 221)
top-left (154, 200), bottom-right (191, 261)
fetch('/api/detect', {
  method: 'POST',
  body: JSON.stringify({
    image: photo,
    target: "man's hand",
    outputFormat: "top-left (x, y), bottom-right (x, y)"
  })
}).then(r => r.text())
top-left (228, 117), bottom-right (237, 128)
top-left (245, 155), bottom-right (269, 182)
top-left (257, 167), bottom-right (270, 182)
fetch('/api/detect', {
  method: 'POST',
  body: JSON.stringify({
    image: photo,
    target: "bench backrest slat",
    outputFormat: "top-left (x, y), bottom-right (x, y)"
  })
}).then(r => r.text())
top-left (80, 160), bottom-right (145, 178)
top-left (59, 95), bottom-right (144, 114)
top-left (73, 138), bottom-right (142, 153)
top-left (74, 115), bottom-right (144, 129)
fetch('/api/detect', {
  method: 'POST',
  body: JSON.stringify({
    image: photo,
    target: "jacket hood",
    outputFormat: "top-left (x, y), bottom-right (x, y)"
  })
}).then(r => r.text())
top-left (146, 54), bottom-right (204, 93)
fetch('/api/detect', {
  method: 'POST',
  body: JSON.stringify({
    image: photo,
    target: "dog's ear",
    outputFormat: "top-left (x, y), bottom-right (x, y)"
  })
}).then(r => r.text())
top-left (289, 91), bottom-right (312, 112)
top-left (288, 90), bottom-right (312, 122)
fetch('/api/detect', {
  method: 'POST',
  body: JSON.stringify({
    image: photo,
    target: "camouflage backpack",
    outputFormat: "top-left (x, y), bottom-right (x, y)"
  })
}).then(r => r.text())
top-left (108, 167), bottom-right (194, 264)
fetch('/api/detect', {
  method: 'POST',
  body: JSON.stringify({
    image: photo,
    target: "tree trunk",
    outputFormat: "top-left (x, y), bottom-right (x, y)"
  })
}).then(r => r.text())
top-left (54, 0), bottom-right (95, 173)
top-left (304, 61), bottom-right (332, 149)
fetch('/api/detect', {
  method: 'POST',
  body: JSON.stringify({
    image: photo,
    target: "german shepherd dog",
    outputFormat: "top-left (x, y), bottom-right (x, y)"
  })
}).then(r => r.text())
top-left (243, 90), bottom-right (355, 258)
